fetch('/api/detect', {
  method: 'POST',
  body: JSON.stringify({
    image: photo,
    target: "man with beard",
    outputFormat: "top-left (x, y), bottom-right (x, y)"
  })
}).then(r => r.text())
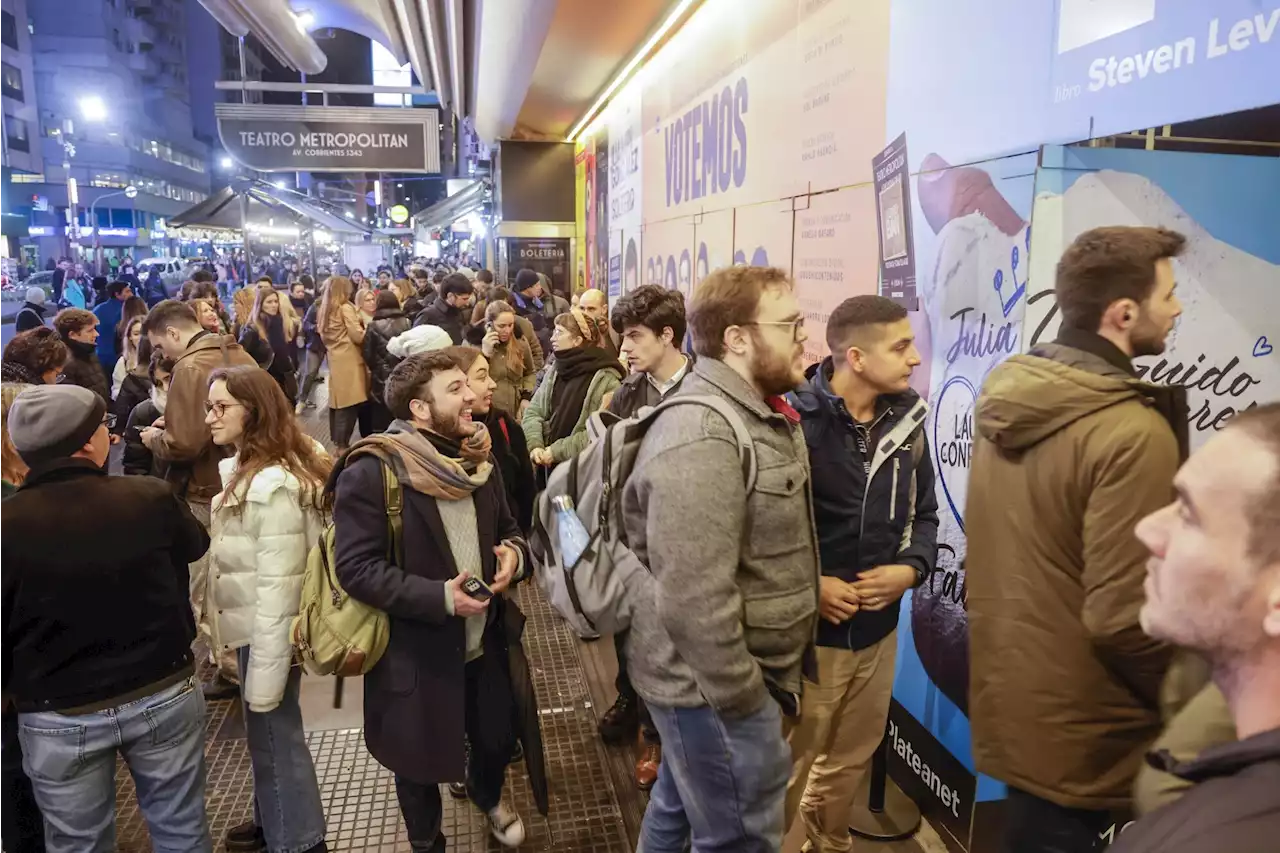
top-left (967, 226), bottom-right (1187, 853)
top-left (578, 289), bottom-right (617, 356)
top-left (415, 274), bottom-right (474, 344)
top-left (785, 295), bottom-right (938, 852)
top-left (333, 351), bottom-right (533, 851)
top-left (621, 266), bottom-right (819, 852)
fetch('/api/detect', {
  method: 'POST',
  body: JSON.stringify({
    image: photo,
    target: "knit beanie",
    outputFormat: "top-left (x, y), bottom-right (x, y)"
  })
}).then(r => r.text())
top-left (25, 287), bottom-right (46, 305)
top-left (7, 384), bottom-right (107, 468)
top-left (514, 268), bottom-right (540, 293)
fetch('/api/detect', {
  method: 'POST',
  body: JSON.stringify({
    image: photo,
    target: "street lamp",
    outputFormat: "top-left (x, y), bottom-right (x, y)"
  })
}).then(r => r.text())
top-left (219, 156), bottom-right (234, 170)
top-left (88, 185), bottom-right (138, 273)
top-left (79, 96), bottom-right (108, 123)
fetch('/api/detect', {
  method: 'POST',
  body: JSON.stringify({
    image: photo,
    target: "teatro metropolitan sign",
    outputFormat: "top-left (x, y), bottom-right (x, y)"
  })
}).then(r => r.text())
top-left (216, 104), bottom-right (441, 173)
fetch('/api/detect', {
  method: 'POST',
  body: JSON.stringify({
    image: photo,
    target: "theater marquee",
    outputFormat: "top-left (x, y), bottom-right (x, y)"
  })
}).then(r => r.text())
top-left (216, 105), bottom-right (441, 173)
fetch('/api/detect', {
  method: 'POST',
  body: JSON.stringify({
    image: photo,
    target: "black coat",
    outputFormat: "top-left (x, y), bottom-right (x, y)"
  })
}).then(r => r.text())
top-left (414, 300), bottom-right (466, 345)
top-left (1, 459), bottom-right (208, 710)
top-left (791, 358), bottom-right (939, 651)
top-left (361, 309), bottom-right (412, 404)
top-left (483, 407), bottom-right (536, 535)
top-left (123, 397), bottom-right (165, 478)
top-left (58, 338), bottom-right (111, 405)
top-left (239, 323), bottom-right (297, 402)
top-left (13, 302), bottom-right (47, 333)
top-left (332, 452), bottom-right (533, 784)
top-left (112, 371), bottom-right (152, 436)
top-left (1112, 729), bottom-right (1280, 853)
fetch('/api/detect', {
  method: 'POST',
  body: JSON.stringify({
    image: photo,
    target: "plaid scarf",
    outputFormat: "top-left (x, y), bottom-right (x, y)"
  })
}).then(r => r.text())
top-left (347, 419), bottom-right (493, 500)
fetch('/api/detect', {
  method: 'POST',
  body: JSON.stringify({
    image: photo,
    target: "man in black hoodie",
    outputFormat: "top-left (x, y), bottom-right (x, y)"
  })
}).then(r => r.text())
top-left (785, 295), bottom-right (938, 852)
top-left (415, 274), bottom-right (474, 344)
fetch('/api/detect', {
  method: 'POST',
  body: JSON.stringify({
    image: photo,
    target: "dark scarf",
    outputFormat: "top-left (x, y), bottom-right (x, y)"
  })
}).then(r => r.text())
top-left (1, 361), bottom-right (40, 384)
top-left (547, 345), bottom-right (624, 445)
top-left (262, 313), bottom-right (292, 370)
top-left (1052, 327), bottom-right (1190, 461)
top-left (66, 337), bottom-right (98, 363)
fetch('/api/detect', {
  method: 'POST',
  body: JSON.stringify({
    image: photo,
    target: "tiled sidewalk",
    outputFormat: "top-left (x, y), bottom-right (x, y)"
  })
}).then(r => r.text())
top-left (109, 388), bottom-right (632, 852)
top-left (111, 580), bottom-right (632, 852)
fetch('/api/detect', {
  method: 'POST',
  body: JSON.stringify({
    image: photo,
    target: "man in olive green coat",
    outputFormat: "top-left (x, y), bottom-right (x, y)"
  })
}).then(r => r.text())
top-left (966, 226), bottom-right (1188, 853)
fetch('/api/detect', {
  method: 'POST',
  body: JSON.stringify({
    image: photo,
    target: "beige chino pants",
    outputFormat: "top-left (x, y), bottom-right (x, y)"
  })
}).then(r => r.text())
top-left (783, 636), bottom-right (897, 853)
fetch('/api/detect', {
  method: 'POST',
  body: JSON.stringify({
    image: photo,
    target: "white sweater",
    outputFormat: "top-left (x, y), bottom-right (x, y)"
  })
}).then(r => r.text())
top-left (210, 450), bottom-right (326, 711)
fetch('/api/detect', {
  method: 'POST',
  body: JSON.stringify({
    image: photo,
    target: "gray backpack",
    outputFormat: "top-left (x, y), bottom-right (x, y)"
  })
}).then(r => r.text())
top-left (531, 395), bottom-right (757, 637)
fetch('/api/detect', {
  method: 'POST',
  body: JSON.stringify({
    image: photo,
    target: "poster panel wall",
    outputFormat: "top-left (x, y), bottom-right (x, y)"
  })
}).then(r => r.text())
top-left (1025, 146), bottom-right (1278, 447)
top-left (643, 216), bottom-right (697, 299)
top-left (693, 208), bottom-right (735, 286)
top-left (792, 186), bottom-right (880, 365)
top-left (733, 200), bottom-right (794, 275)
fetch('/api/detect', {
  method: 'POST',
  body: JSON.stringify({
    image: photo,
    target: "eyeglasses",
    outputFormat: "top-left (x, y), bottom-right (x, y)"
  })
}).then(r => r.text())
top-left (204, 400), bottom-right (244, 419)
top-left (102, 413), bottom-right (117, 430)
top-left (744, 317), bottom-right (806, 342)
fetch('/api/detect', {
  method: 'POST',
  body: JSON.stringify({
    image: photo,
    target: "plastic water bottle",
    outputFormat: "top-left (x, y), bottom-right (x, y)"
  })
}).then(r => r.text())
top-left (552, 495), bottom-right (591, 568)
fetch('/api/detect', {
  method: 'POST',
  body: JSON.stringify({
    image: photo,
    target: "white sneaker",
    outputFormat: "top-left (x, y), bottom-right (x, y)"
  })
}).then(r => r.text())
top-left (295, 400), bottom-right (306, 415)
top-left (486, 802), bottom-right (525, 847)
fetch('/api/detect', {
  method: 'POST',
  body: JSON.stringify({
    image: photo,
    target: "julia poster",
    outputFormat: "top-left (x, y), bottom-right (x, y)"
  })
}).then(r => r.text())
top-left (887, 149), bottom-right (1038, 851)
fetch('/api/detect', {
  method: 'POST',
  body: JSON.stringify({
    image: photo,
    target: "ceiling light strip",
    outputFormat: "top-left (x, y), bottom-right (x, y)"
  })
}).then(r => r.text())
top-left (565, 0), bottom-right (700, 143)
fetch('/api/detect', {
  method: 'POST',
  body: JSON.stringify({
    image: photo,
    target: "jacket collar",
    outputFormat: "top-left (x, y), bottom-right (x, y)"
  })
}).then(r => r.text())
top-left (1048, 328), bottom-right (1136, 377)
top-left (798, 356), bottom-right (920, 427)
top-left (65, 337), bottom-right (97, 360)
top-left (175, 331), bottom-right (235, 364)
top-left (21, 457), bottom-right (108, 488)
top-left (692, 357), bottom-right (779, 422)
top-left (1148, 726), bottom-right (1280, 784)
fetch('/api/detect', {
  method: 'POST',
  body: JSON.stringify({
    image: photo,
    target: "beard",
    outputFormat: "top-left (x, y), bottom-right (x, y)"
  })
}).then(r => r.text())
top-left (1130, 313), bottom-right (1170, 357)
top-left (426, 405), bottom-right (476, 440)
top-left (749, 335), bottom-right (804, 397)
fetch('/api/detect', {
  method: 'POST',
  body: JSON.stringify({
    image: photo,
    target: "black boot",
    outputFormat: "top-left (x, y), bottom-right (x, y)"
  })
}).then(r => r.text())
top-left (598, 693), bottom-right (638, 745)
top-left (223, 821), bottom-right (266, 852)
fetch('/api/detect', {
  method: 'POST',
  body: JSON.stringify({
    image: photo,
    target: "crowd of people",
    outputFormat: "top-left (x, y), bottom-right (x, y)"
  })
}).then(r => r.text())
top-left (2, 224), bottom-right (1276, 853)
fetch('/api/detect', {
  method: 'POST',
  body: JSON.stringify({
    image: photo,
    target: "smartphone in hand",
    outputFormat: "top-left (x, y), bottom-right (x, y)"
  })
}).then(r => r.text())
top-left (460, 576), bottom-right (494, 602)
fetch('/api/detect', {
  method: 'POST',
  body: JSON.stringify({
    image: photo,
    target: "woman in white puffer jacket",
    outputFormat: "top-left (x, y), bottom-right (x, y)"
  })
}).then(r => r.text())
top-left (206, 364), bottom-right (331, 853)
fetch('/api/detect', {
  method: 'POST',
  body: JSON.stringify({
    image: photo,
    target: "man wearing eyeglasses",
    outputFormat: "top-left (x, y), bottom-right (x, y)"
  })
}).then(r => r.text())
top-left (620, 266), bottom-right (820, 852)
top-left (140, 299), bottom-right (256, 700)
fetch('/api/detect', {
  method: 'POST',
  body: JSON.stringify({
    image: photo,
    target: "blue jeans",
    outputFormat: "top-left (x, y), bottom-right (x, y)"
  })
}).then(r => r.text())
top-left (18, 676), bottom-right (212, 853)
top-left (237, 646), bottom-right (326, 853)
top-left (640, 699), bottom-right (791, 853)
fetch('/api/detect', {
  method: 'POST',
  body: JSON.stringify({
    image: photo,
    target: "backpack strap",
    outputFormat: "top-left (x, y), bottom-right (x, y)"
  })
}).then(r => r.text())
top-left (381, 463), bottom-right (404, 564)
top-left (646, 395), bottom-right (758, 493)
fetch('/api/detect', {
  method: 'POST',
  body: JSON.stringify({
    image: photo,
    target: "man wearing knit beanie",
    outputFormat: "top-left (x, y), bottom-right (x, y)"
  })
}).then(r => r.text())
top-left (2, 384), bottom-right (213, 850)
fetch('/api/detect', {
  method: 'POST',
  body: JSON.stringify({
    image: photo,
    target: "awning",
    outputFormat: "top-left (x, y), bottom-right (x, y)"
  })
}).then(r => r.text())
top-left (412, 180), bottom-right (488, 234)
top-left (168, 179), bottom-right (375, 235)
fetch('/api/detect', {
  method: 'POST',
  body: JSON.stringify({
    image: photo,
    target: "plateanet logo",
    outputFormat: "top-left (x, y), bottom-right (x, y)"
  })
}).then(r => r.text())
top-left (1057, 0), bottom-right (1156, 54)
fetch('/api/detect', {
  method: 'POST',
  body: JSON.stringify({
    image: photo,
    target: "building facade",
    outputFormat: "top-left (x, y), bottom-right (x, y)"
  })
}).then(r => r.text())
top-left (17, 0), bottom-right (211, 265)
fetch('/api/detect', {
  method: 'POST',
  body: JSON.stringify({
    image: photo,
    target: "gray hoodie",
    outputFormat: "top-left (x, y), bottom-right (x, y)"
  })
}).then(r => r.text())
top-left (620, 357), bottom-right (820, 719)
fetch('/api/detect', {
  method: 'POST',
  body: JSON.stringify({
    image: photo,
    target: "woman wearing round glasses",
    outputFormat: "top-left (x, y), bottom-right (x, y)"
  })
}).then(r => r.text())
top-left (203, 365), bottom-right (330, 853)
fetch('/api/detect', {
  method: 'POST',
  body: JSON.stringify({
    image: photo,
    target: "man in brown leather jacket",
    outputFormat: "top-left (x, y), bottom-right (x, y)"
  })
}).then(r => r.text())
top-left (141, 299), bottom-right (256, 697)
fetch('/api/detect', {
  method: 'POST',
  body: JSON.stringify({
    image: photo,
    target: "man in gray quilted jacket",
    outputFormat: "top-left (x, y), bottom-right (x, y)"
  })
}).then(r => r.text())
top-left (621, 266), bottom-right (820, 853)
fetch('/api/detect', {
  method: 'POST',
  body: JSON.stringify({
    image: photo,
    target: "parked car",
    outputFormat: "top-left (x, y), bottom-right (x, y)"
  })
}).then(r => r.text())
top-left (0, 270), bottom-right (52, 303)
top-left (136, 257), bottom-right (188, 296)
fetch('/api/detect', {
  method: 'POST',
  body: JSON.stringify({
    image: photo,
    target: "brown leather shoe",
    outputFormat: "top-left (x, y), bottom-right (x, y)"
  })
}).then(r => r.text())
top-left (634, 742), bottom-right (661, 791)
